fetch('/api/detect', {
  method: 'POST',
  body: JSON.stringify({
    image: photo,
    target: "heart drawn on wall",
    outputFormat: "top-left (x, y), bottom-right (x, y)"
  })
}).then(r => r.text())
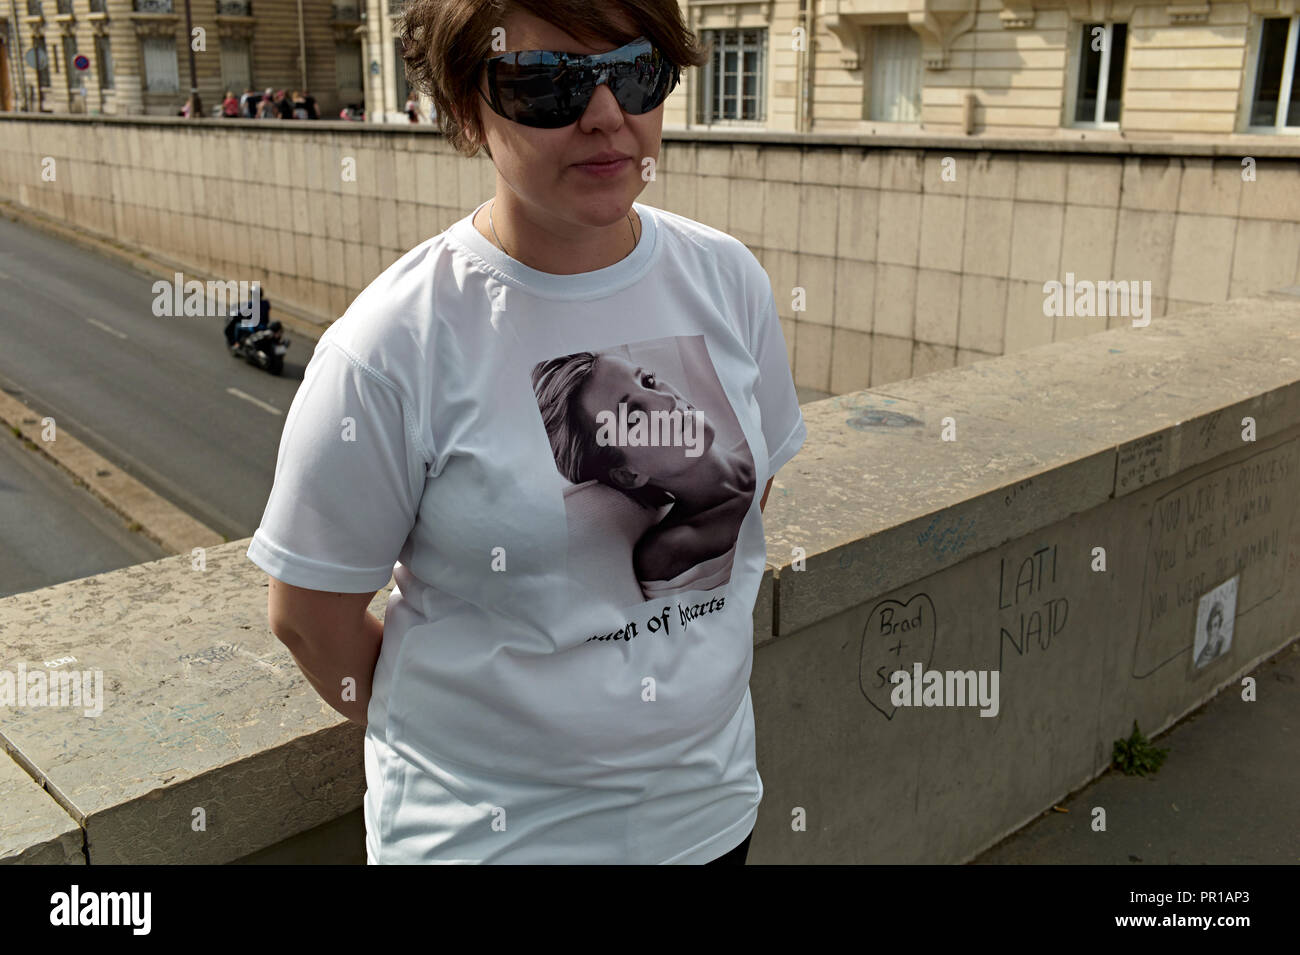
top-left (857, 593), bottom-right (938, 720)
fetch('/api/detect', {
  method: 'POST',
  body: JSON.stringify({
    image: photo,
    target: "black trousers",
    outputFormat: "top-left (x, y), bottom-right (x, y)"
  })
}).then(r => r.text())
top-left (705, 828), bottom-right (753, 865)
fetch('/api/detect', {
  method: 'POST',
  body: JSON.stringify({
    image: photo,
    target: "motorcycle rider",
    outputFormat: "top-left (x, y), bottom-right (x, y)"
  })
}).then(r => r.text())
top-left (225, 293), bottom-right (271, 351)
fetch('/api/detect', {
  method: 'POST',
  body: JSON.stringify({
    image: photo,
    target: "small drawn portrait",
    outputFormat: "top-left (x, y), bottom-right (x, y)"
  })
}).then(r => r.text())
top-left (531, 335), bottom-right (755, 604)
top-left (1193, 576), bottom-right (1238, 669)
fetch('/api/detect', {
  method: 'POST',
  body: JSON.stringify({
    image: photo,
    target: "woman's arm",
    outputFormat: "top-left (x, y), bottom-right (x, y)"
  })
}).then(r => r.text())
top-left (267, 578), bottom-right (383, 726)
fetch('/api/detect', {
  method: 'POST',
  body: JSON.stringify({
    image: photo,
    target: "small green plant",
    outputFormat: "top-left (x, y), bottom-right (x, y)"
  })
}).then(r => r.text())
top-left (1112, 720), bottom-right (1168, 776)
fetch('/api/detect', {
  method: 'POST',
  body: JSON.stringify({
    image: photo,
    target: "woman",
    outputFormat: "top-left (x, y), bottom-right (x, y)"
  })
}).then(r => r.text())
top-left (247, 0), bottom-right (805, 865)
top-left (404, 91), bottom-right (422, 122)
top-left (221, 90), bottom-right (239, 117)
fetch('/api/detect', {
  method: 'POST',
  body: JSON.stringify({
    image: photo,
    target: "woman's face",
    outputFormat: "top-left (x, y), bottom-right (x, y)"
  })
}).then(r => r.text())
top-left (578, 354), bottom-right (716, 485)
top-left (472, 9), bottom-right (663, 232)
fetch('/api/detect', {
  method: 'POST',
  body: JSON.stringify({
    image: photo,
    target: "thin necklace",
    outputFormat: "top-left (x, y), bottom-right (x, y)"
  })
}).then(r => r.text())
top-left (488, 199), bottom-right (637, 264)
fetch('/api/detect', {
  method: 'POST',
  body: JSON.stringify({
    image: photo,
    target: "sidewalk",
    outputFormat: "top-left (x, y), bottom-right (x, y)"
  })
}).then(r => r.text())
top-left (973, 639), bottom-right (1300, 864)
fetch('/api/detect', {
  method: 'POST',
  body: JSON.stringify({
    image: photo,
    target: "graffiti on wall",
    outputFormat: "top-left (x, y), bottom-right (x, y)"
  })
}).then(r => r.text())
top-left (1134, 440), bottom-right (1297, 678)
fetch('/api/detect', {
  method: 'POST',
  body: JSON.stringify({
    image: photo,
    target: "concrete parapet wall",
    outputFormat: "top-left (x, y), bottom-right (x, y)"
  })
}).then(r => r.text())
top-left (751, 288), bottom-right (1300, 862)
top-left (2, 115), bottom-right (1299, 398)
top-left (2, 287), bottom-right (1297, 863)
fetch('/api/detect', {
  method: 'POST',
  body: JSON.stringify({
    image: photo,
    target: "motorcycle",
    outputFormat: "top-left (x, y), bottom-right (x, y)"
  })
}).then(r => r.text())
top-left (224, 303), bottom-right (289, 376)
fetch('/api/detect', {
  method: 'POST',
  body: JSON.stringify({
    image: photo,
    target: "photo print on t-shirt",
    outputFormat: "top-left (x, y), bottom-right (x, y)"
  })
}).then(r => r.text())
top-left (530, 334), bottom-right (756, 607)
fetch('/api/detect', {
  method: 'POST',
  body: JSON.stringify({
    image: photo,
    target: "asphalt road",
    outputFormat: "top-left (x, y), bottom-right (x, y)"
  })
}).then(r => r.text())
top-left (0, 215), bottom-right (313, 592)
top-left (0, 424), bottom-right (166, 598)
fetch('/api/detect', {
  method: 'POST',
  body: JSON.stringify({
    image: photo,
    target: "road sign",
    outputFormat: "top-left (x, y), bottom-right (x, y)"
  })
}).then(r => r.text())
top-left (24, 47), bottom-right (49, 70)
top-left (74, 54), bottom-right (90, 71)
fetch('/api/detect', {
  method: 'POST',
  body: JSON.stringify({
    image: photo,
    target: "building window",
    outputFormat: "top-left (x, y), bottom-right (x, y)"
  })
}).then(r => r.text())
top-left (865, 25), bottom-right (921, 122)
top-left (33, 37), bottom-right (52, 88)
top-left (335, 41), bottom-right (363, 92)
top-left (1072, 22), bottom-right (1127, 126)
top-left (699, 28), bottom-right (765, 122)
top-left (220, 36), bottom-right (252, 93)
top-left (141, 35), bottom-right (179, 93)
top-left (96, 34), bottom-right (115, 89)
top-left (394, 36), bottom-right (409, 107)
top-left (1248, 16), bottom-right (1300, 130)
top-left (64, 34), bottom-right (84, 92)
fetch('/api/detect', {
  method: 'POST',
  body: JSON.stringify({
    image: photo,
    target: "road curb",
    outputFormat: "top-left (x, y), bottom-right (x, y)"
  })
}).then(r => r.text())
top-left (0, 389), bottom-right (225, 556)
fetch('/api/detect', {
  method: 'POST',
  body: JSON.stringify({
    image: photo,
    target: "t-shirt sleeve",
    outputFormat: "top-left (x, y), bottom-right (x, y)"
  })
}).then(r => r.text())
top-left (246, 339), bottom-right (429, 593)
top-left (747, 275), bottom-right (807, 478)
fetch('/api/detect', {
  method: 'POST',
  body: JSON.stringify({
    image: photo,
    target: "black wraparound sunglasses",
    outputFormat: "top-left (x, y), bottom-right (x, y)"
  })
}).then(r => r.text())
top-left (476, 35), bottom-right (681, 128)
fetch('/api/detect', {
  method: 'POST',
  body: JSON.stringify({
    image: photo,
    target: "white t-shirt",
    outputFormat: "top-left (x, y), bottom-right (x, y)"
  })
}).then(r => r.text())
top-left (246, 199), bottom-right (807, 863)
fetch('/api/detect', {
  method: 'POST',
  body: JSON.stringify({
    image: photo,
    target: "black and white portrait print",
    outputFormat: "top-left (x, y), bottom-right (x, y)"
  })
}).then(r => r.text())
top-left (530, 334), bottom-right (756, 606)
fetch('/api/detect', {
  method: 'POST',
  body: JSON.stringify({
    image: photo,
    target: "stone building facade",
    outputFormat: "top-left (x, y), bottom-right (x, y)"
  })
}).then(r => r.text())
top-left (2, 0), bottom-right (367, 117)
top-left (353, 0), bottom-right (1300, 139)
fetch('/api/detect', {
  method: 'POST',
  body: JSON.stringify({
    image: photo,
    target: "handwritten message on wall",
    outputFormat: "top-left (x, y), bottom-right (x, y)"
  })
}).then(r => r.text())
top-left (1134, 440), bottom-right (1298, 677)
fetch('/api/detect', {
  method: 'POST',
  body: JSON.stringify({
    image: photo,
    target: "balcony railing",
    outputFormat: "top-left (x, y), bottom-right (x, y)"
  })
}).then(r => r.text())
top-left (332, 2), bottom-right (361, 20)
top-left (216, 0), bottom-right (251, 15)
top-left (56, 0), bottom-right (72, 14)
top-left (89, 0), bottom-right (107, 11)
top-left (133, 0), bottom-right (174, 12)
top-left (26, 0), bottom-right (43, 17)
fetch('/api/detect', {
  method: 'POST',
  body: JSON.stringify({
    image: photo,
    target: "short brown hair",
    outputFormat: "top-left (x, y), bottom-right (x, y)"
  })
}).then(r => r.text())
top-left (399, 0), bottom-right (710, 158)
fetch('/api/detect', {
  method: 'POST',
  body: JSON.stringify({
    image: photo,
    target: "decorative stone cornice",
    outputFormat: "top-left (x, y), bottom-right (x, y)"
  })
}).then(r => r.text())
top-left (823, 14), bottom-right (862, 69)
top-left (1165, 1), bottom-right (1209, 21)
top-left (216, 14), bottom-right (255, 40)
top-left (686, 0), bottom-right (774, 30)
top-left (1245, 0), bottom-right (1299, 13)
top-left (999, 1), bottom-right (1036, 28)
top-left (1000, 0), bottom-right (1263, 28)
top-left (825, 0), bottom-right (977, 71)
top-left (131, 12), bottom-right (178, 37)
top-left (909, 0), bottom-right (978, 71)
top-left (1063, 0), bottom-right (1138, 21)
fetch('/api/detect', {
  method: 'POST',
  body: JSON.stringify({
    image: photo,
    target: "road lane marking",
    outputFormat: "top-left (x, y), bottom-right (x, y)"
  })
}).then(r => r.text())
top-left (86, 318), bottom-right (128, 339)
top-left (226, 387), bottom-right (283, 416)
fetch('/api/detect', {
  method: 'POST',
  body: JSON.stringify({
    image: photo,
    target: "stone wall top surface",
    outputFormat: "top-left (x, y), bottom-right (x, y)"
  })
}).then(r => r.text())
top-left (761, 290), bottom-right (1300, 636)
top-left (4, 113), bottom-right (1300, 158)
top-left (0, 547), bottom-right (386, 862)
